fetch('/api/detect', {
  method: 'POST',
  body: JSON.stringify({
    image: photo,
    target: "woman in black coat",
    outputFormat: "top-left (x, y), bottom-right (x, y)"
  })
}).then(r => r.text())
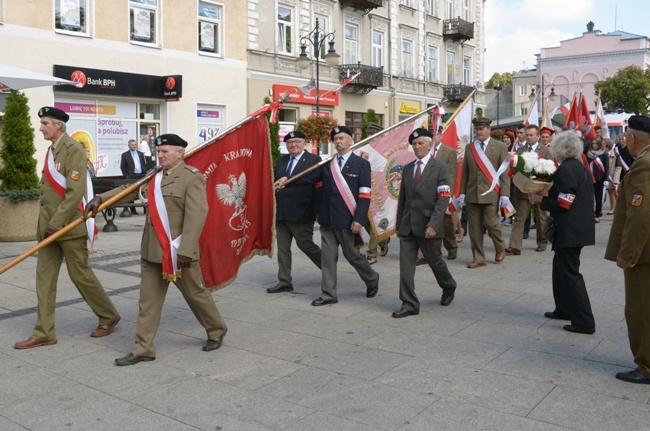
top-left (530, 131), bottom-right (596, 334)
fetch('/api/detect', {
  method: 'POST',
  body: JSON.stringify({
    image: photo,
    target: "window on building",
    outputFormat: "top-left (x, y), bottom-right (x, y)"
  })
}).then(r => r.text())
top-left (463, 0), bottom-right (471, 20)
top-left (55, 0), bottom-right (90, 35)
top-left (521, 107), bottom-right (528, 115)
top-left (519, 85), bottom-right (527, 96)
top-left (446, 51), bottom-right (455, 84)
top-left (402, 39), bottom-right (413, 78)
top-left (314, 14), bottom-right (330, 60)
top-left (198, 1), bottom-right (222, 55)
top-left (130, 0), bottom-right (159, 45)
top-left (371, 30), bottom-right (384, 68)
top-left (426, 0), bottom-right (435, 15)
top-left (277, 4), bottom-right (294, 54)
top-left (446, 0), bottom-right (454, 18)
top-left (345, 111), bottom-right (384, 142)
top-left (400, 0), bottom-right (413, 7)
top-left (344, 23), bottom-right (359, 64)
top-left (463, 56), bottom-right (471, 85)
top-left (428, 46), bottom-right (438, 82)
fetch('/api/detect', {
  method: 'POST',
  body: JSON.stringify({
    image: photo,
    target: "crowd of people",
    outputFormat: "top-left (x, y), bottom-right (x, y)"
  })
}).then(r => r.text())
top-left (12, 105), bottom-right (650, 386)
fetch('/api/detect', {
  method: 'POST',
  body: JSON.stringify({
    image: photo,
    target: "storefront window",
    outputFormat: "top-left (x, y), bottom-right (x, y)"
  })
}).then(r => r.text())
top-left (130, 0), bottom-right (159, 45)
top-left (55, 0), bottom-right (90, 36)
top-left (139, 103), bottom-right (160, 120)
top-left (198, 1), bottom-right (222, 56)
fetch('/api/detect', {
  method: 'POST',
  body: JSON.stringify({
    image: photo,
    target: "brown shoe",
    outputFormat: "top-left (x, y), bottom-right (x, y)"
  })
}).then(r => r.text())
top-left (203, 335), bottom-right (224, 352)
top-left (467, 261), bottom-right (487, 269)
top-left (416, 257), bottom-right (427, 266)
top-left (495, 251), bottom-right (506, 263)
top-left (367, 255), bottom-right (378, 265)
top-left (447, 251), bottom-right (457, 260)
top-left (380, 237), bottom-right (391, 256)
top-left (14, 337), bottom-right (57, 349)
top-left (535, 245), bottom-right (547, 252)
top-left (90, 316), bottom-right (121, 338)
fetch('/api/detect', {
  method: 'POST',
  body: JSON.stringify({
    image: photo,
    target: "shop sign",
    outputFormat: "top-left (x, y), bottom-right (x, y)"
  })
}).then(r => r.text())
top-left (163, 75), bottom-right (182, 100)
top-left (400, 102), bottom-right (420, 114)
top-left (272, 84), bottom-right (338, 107)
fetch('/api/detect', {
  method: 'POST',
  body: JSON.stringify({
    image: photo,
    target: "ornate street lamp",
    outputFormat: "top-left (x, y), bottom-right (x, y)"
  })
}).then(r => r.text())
top-left (296, 18), bottom-right (340, 116)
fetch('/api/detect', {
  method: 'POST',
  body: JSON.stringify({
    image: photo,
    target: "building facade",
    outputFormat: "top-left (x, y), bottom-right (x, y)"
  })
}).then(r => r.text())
top-left (1, 0), bottom-right (248, 176)
top-left (246, 0), bottom-right (486, 156)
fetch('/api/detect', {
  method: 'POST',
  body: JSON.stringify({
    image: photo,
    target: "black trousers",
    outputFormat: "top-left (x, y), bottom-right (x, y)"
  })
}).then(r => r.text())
top-left (552, 247), bottom-right (595, 329)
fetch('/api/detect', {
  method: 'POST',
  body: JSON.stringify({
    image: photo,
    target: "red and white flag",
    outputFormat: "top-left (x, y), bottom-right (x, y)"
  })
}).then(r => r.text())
top-left (564, 91), bottom-right (581, 133)
top-left (580, 94), bottom-right (596, 140)
top-left (441, 96), bottom-right (474, 200)
top-left (524, 92), bottom-right (539, 127)
top-left (595, 96), bottom-right (610, 139)
top-left (184, 115), bottom-right (274, 290)
top-left (320, 72), bottom-right (361, 98)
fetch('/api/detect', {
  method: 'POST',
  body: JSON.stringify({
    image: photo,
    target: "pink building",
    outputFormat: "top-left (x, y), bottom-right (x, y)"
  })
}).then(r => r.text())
top-left (536, 23), bottom-right (650, 112)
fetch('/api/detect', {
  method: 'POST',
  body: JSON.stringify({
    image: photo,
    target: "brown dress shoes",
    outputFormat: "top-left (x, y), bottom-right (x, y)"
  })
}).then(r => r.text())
top-left (14, 337), bottom-right (57, 349)
top-left (90, 316), bottom-right (121, 337)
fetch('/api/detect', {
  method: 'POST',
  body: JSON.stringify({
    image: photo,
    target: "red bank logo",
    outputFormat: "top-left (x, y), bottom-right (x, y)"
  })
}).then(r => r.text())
top-left (165, 77), bottom-right (176, 90)
top-left (70, 70), bottom-right (87, 88)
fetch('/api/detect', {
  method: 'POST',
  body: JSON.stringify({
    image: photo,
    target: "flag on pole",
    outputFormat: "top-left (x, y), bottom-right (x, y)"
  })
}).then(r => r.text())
top-left (184, 115), bottom-right (274, 290)
top-left (564, 91), bottom-right (580, 131)
top-left (320, 72), bottom-right (361, 98)
top-left (524, 92), bottom-right (539, 127)
top-left (299, 77), bottom-right (316, 96)
top-left (595, 96), bottom-right (610, 139)
top-left (580, 93), bottom-right (596, 140)
top-left (441, 95), bottom-right (474, 198)
top-left (354, 112), bottom-right (430, 242)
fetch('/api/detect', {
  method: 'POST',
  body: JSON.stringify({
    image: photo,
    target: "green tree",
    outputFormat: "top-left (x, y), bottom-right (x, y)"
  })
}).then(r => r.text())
top-left (485, 71), bottom-right (517, 89)
top-left (263, 96), bottom-right (281, 169)
top-left (360, 108), bottom-right (381, 139)
top-left (595, 65), bottom-right (650, 115)
top-left (0, 90), bottom-right (39, 200)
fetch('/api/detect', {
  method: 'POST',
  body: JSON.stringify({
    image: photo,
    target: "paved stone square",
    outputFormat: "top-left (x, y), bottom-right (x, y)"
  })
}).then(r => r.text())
top-left (1, 209), bottom-right (648, 431)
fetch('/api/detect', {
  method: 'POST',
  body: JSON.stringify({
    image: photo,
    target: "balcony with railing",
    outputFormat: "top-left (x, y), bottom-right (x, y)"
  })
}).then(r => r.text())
top-left (339, 0), bottom-right (383, 13)
top-left (338, 63), bottom-right (384, 95)
top-left (443, 84), bottom-right (475, 104)
top-left (443, 17), bottom-right (474, 43)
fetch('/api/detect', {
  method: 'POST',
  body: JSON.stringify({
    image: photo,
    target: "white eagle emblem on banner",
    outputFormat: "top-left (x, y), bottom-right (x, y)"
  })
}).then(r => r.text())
top-left (216, 172), bottom-right (250, 232)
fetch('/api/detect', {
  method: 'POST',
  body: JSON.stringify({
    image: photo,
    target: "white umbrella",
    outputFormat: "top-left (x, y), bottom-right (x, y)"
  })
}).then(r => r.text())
top-left (0, 63), bottom-right (81, 92)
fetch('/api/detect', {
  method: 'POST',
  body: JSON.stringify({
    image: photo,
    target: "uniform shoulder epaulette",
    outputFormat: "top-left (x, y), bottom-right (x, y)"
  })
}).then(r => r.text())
top-left (186, 165), bottom-right (200, 174)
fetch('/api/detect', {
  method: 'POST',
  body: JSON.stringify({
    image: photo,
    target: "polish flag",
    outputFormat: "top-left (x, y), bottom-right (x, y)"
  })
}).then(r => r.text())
top-left (525, 93), bottom-right (539, 127)
top-left (595, 97), bottom-right (610, 138)
top-left (580, 94), bottom-right (596, 140)
top-left (441, 97), bottom-right (474, 197)
top-left (564, 91), bottom-right (581, 132)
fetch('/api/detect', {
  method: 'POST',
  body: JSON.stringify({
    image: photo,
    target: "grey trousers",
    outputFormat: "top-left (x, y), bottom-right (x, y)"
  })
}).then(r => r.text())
top-left (276, 220), bottom-right (322, 287)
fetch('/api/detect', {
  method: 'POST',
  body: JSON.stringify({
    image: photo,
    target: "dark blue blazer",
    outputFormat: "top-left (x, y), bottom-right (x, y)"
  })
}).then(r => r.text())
top-left (275, 151), bottom-right (322, 223)
top-left (293, 152), bottom-right (372, 229)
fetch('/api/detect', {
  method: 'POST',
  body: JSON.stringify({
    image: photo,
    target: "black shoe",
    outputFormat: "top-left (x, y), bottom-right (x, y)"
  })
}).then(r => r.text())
top-left (392, 308), bottom-right (419, 318)
top-left (366, 276), bottom-right (379, 298)
top-left (202, 336), bottom-right (224, 352)
top-left (563, 325), bottom-right (595, 335)
top-left (115, 353), bottom-right (155, 366)
top-left (505, 248), bottom-right (521, 256)
top-left (311, 297), bottom-right (338, 306)
top-left (523, 232), bottom-right (529, 239)
top-left (544, 311), bottom-right (570, 320)
top-left (441, 293), bottom-right (455, 306)
top-left (267, 284), bottom-right (294, 293)
top-left (615, 369), bottom-right (650, 384)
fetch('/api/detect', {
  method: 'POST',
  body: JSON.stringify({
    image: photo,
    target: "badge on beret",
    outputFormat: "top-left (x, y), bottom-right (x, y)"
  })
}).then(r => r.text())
top-left (288, 132), bottom-right (295, 138)
top-left (333, 127), bottom-right (340, 133)
top-left (413, 131), bottom-right (419, 138)
top-left (70, 170), bottom-right (81, 181)
top-left (632, 194), bottom-right (643, 206)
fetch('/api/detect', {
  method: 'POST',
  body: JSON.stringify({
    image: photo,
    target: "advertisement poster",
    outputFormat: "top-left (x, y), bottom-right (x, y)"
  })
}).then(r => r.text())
top-left (60, 0), bottom-right (82, 29)
top-left (55, 98), bottom-right (138, 177)
top-left (200, 22), bottom-right (215, 51)
top-left (196, 105), bottom-right (224, 147)
top-left (132, 7), bottom-right (151, 41)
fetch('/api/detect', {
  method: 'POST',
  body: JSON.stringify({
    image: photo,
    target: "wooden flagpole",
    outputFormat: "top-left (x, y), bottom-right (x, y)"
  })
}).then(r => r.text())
top-left (441, 89), bottom-right (476, 134)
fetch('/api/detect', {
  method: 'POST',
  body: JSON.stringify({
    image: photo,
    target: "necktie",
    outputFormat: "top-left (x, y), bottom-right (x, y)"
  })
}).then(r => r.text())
top-left (414, 160), bottom-right (422, 187)
top-left (526, 145), bottom-right (532, 152)
top-left (286, 157), bottom-right (295, 176)
top-left (338, 155), bottom-right (344, 168)
top-left (480, 141), bottom-right (485, 151)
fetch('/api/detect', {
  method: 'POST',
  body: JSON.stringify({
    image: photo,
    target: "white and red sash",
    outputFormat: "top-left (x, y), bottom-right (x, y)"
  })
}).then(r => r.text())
top-left (614, 146), bottom-right (630, 172)
top-left (148, 170), bottom-right (183, 281)
top-left (470, 141), bottom-right (510, 196)
top-left (43, 146), bottom-right (97, 249)
top-left (591, 157), bottom-right (606, 175)
top-left (329, 159), bottom-right (370, 243)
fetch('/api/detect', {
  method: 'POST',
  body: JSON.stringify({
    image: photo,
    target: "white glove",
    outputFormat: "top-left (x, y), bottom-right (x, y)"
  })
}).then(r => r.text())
top-left (458, 194), bottom-right (466, 207)
top-left (604, 181), bottom-right (610, 187)
top-left (499, 195), bottom-right (511, 208)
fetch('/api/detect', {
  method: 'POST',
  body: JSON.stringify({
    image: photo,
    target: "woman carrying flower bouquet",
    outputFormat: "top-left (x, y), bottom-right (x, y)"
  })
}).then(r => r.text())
top-left (530, 131), bottom-right (596, 335)
top-left (587, 137), bottom-right (609, 222)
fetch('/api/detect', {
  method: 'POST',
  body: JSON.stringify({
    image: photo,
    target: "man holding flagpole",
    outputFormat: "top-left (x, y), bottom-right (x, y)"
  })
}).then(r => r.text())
top-left (14, 107), bottom-right (121, 350)
top-left (85, 134), bottom-right (227, 366)
top-left (275, 126), bottom-right (380, 306)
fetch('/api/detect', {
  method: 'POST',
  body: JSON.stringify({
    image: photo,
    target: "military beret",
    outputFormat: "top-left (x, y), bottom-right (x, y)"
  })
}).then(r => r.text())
top-left (283, 131), bottom-right (306, 142)
top-left (628, 115), bottom-right (650, 134)
top-left (155, 133), bottom-right (188, 148)
top-left (540, 126), bottom-right (555, 136)
top-left (472, 117), bottom-right (492, 127)
top-left (330, 125), bottom-right (353, 140)
top-left (503, 128), bottom-right (516, 141)
top-left (38, 106), bottom-right (69, 123)
top-left (366, 123), bottom-right (383, 133)
top-left (409, 127), bottom-right (433, 144)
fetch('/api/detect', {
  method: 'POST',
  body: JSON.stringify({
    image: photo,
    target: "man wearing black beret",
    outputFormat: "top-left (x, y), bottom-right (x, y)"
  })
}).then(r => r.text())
top-left (267, 131), bottom-right (323, 294)
top-left (15, 107), bottom-right (121, 350)
top-left (606, 115), bottom-right (650, 384)
top-left (85, 133), bottom-right (228, 365)
top-left (275, 126), bottom-right (380, 306)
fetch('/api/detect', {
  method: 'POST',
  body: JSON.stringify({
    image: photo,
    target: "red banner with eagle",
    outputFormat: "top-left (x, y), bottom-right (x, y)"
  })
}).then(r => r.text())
top-left (184, 115), bottom-right (274, 290)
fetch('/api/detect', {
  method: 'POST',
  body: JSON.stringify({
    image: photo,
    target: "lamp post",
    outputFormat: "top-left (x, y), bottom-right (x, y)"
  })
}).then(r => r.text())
top-left (296, 18), bottom-right (340, 117)
top-left (493, 85), bottom-right (502, 127)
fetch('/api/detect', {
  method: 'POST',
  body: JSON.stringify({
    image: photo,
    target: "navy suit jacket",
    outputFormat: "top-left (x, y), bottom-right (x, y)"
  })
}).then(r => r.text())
top-left (293, 152), bottom-right (372, 229)
top-left (275, 151), bottom-right (322, 223)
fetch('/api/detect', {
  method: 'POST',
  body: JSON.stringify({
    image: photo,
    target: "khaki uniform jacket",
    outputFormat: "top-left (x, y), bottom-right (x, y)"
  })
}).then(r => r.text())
top-left (434, 143), bottom-right (457, 191)
top-left (100, 162), bottom-right (208, 263)
top-left (514, 143), bottom-right (552, 200)
top-left (605, 145), bottom-right (650, 264)
top-left (460, 138), bottom-right (510, 204)
top-left (38, 133), bottom-right (89, 241)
